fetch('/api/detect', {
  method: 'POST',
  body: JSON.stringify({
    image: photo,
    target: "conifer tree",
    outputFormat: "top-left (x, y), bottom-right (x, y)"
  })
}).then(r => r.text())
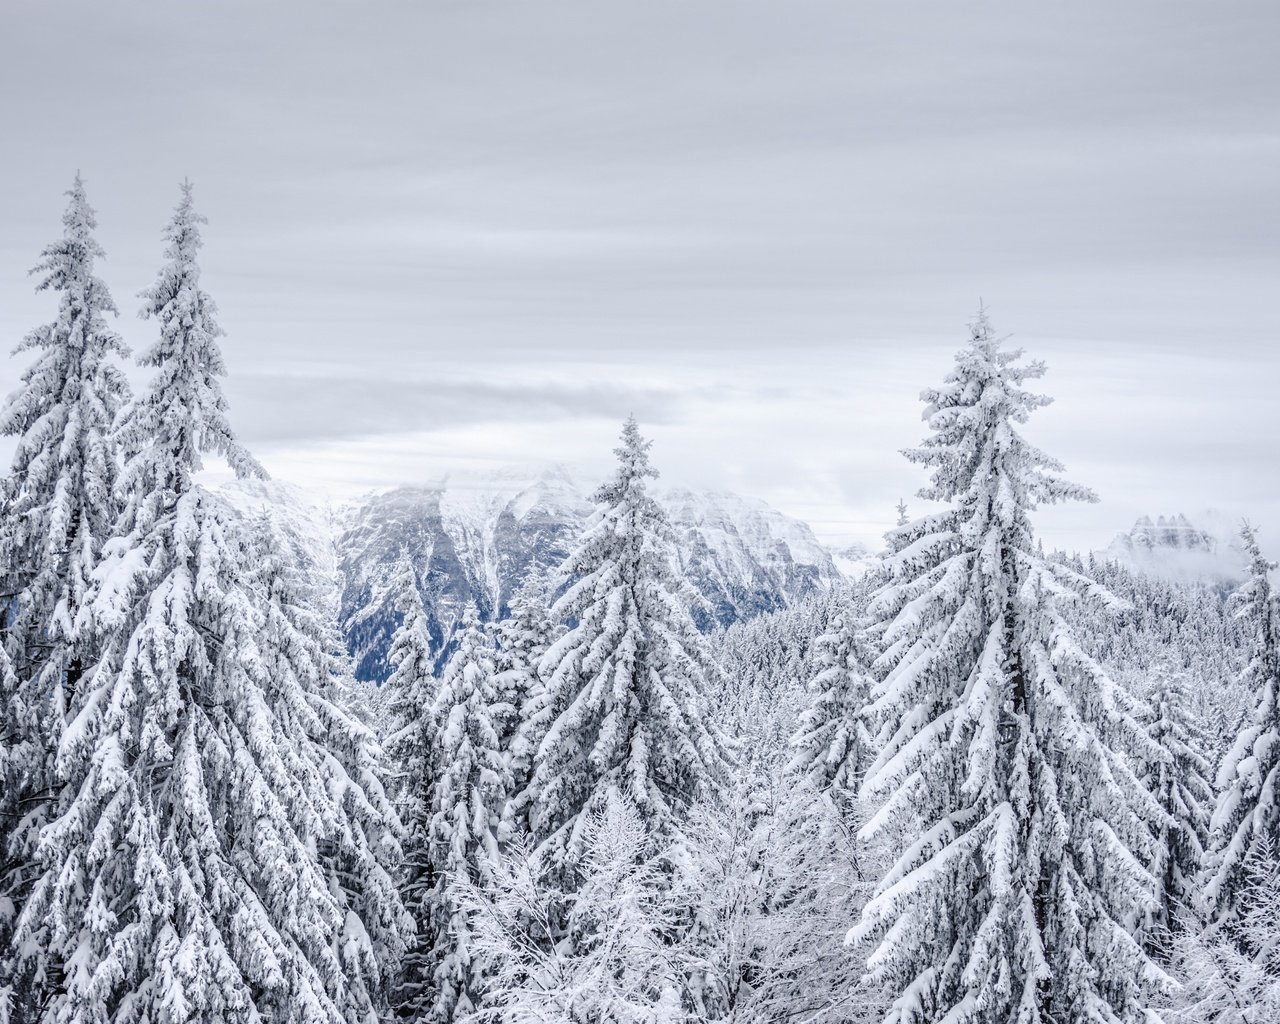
top-left (527, 418), bottom-right (730, 872)
top-left (251, 510), bottom-right (410, 1014)
top-left (1166, 837), bottom-right (1280, 1022)
top-left (0, 175), bottom-right (131, 1015)
top-left (853, 311), bottom-right (1166, 1024)
top-left (424, 605), bottom-right (511, 1023)
top-left (458, 796), bottom-right (685, 1024)
top-left (788, 607), bottom-right (876, 812)
top-left (0, 640), bottom-right (22, 1018)
top-left (13, 181), bottom-right (404, 1024)
top-left (1206, 524), bottom-right (1280, 942)
top-left (495, 570), bottom-right (556, 836)
top-left (382, 551), bottom-right (440, 1019)
top-left (1138, 664), bottom-right (1214, 959)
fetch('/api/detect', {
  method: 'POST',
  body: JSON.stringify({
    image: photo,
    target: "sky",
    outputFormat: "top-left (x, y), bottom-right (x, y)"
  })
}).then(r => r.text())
top-left (0, 1), bottom-right (1276, 552)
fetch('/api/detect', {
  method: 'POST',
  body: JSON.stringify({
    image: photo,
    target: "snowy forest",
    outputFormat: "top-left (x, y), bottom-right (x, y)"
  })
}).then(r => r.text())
top-left (0, 178), bottom-right (1277, 1024)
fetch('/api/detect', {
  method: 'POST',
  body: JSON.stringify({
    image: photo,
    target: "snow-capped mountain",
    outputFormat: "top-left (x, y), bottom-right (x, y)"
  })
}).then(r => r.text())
top-left (1102, 512), bottom-right (1248, 588)
top-left (663, 488), bottom-right (841, 629)
top-left (262, 465), bottom-right (848, 683)
top-left (828, 541), bottom-right (878, 579)
top-left (218, 477), bottom-right (342, 581)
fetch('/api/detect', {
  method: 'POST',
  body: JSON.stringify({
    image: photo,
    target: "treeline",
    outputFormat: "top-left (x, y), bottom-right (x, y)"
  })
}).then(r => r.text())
top-left (0, 179), bottom-right (1277, 1024)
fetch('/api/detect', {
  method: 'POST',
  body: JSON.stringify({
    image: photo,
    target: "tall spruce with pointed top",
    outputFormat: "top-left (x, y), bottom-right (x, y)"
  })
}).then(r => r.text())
top-left (1138, 664), bottom-right (1214, 959)
top-left (383, 550), bottom-right (440, 1019)
top-left (1205, 524), bottom-right (1280, 945)
top-left (0, 175), bottom-right (132, 1015)
top-left (527, 418), bottom-right (729, 872)
top-left (422, 604), bottom-right (510, 1023)
top-left (12, 182), bottom-right (405, 1024)
top-left (853, 311), bottom-right (1166, 1024)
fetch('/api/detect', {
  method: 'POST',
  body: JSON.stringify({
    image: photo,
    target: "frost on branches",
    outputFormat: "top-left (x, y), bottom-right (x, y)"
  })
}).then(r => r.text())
top-left (420, 605), bottom-right (511, 1022)
top-left (0, 176), bottom-right (131, 1003)
top-left (383, 550), bottom-right (440, 1019)
top-left (1162, 838), bottom-right (1280, 1024)
top-left (673, 771), bottom-right (879, 1024)
top-left (11, 182), bottom-right (405, 1024)
top-left (853, 311), bottom-right (1168, 1024)
top-left (250, 509), bottom-right (410, 1016)
top-left (1137, 663), bottom-right (1214, 959)
top-left (494, 569), bottom-right (557, 839)
top-left (788, 600), bottom-right (877, 814)
top-left (457, 795), bottom-right (685, 1024)
top-left (526, 418), bottom-right (730, 873)
top-left (1206, 525), bottom-right (1280, 946)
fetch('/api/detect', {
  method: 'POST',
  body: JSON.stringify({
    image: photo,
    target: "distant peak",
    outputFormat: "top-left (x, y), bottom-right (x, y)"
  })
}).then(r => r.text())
top-left (1103, 511), bottom-right (1247, 586)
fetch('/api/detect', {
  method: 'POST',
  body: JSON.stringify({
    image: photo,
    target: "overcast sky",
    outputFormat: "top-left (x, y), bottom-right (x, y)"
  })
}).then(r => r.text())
top-left (1, 1), bottom-right (1276, 551)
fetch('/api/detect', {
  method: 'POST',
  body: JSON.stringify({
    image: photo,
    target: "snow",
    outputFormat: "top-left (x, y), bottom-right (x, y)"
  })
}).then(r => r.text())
top-left (1102, 510), bottom-right (1253, 587)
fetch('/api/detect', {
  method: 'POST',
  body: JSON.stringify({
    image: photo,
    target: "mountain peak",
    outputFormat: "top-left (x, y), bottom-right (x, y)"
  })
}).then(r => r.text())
top-left (327, 469), bottom-right (845, 681)
top-left (1103, 511), bottom-right (1246, 586)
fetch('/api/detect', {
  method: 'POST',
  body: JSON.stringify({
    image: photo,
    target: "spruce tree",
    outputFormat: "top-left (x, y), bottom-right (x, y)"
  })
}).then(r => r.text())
top-left (1206, 524), bottom-right (1280, 942)
top-left (458, 796), bottom-right (685, 1024)
top-left (1138, 664), bottom-right (1214, 959)
top-left (251, 510), bottom-right (409, 1015)
top-left (13, 181), bottom-right (404, 1023)
top-left (853, 311), bottom-right (1166, 1024)
top-left (495, 570), bottom-right (556, 837)
top-left (0, 175), bottom-right (132, 1015)
top-left (788, 607), bottom-right (876, 812)
top-left (383, 551), bottom-right (439, 1019)
top-left (526, 418), bottom-right (730, 872)
top-left (424, 605), bottom-right (510, 1023)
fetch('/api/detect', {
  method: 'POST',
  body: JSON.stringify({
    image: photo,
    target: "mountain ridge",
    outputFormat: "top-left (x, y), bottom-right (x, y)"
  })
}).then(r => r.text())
top-left (220, 466), bottom-right (845, 682)
top-left (218, 476), bottom-right (1255, 685)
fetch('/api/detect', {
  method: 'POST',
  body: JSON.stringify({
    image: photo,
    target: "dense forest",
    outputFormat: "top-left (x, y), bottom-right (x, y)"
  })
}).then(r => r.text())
top-left (0, 180), bottom-right (1276, 1024)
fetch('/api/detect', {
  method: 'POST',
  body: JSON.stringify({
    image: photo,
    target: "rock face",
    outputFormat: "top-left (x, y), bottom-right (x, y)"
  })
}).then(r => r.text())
top-left (334, 468), bottom-right (590, 681)
top-left (1114, 514), bottom-right (1216, 554)
top-left (329, 467), bottom-right (843, 682)
top-left (1102, 512), bottom-right (1247, 589)
top-left (663, 488), bottom-right (838, 630)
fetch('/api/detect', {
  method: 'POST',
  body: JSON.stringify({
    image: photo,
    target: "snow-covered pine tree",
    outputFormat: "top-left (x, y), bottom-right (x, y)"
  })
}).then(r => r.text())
top-left (853, 310), bottom-right (1167, 1024)
top-left (1138, 663), bottom-right (1214, 959)
top-left (1206, 524), bottom-right (1280, 945)
top-left (709, 589), bottom-right (842, 758)
top-left (788, 602), bottom-right (876, 813)
top-left (382, 550), bottom-right (440, 1020)
top-left (527, 418), bottom-right (730, 873)
top-left (1165, 836), bottom-right (1280, 1023)
top-left (0, 640), bottom-right (22, 1021)
top-left (495, 569), bottom-right (557, 838)
top-left (457, 795), bottom-right (685, 1024)
top-left (423, 604), bottom-right (511, 1023)
top-left (895, 499), bottom-right (909, 528)
top-left (12, 181), bottom-right (404, 1024)
top-left (0, 175), bottom-right (132, 1016)
top-left (675, 770), bottom-right (879, 1024)
top-left (250, 509), bottom-right (410, 1016)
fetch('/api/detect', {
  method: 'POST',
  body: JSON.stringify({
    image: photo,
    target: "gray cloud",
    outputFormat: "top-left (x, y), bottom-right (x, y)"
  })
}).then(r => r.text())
top-left (0, 1), bottom-right (1277, 549)
top-left (228, 372), bottom-right (700, 444)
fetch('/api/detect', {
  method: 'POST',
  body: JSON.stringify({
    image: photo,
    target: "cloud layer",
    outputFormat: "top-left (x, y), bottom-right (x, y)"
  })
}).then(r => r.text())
top-left (0, 1), bottom-right (1276, 550)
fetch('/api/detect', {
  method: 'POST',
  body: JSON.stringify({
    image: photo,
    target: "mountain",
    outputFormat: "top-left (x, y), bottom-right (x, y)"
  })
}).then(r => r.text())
top-left (828, 541), bottom-right (878, 579)
top-left (218, 477), bottom-right (341, 580)
top-left (325, 466), bottom-right (844, 682)
top-left (1102, 512), bottom-right (1247, 588)
top-left (663, 488), bottom-right (842, 629)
